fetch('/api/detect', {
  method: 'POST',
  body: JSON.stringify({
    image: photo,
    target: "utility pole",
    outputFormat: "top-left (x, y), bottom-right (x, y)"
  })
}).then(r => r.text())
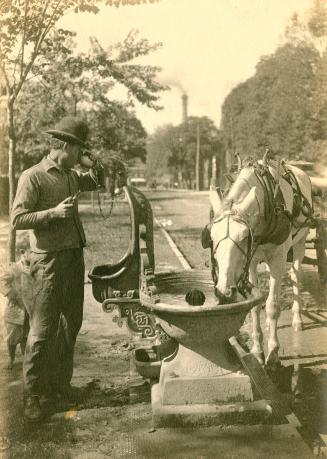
top-left (195, 124), bottom-right (200, 191)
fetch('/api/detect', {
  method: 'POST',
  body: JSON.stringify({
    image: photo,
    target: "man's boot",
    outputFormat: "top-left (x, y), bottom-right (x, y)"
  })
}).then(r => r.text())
top-left (24, 395), bottom-right (42, 422)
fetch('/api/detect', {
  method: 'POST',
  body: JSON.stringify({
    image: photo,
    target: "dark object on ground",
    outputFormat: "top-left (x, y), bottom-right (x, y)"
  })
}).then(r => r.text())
top-left (185, 289), bottom-right (206, 306)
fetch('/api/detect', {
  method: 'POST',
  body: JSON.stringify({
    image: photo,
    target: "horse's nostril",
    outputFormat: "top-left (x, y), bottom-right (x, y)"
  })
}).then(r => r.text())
top-left (230, 286), bottom-right (237, 296)
top-left (226, 287), bottom-right (236, 298)
top-left (215, 286), bottom-right (238, 304)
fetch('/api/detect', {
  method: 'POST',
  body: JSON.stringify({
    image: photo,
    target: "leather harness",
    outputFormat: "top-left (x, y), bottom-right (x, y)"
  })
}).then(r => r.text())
top-left (252, 164), bottom-right (291, 246)
top-left (203, 161), bottom-right (314, 299)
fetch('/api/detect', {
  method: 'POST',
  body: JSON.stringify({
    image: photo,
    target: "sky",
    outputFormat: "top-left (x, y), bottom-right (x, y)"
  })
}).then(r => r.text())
top-left (59, 0), bottom-right (312, 134)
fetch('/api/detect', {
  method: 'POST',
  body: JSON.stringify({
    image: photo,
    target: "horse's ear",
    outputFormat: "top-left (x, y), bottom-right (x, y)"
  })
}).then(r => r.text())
top-left (233, 187), bottom-right (257, 216)
top-left (236, 153), bottom-right (242, 172)
top-left (262, 148), bottom-right (270, 167)
top-left (209, 185), bottom-right (223, 214)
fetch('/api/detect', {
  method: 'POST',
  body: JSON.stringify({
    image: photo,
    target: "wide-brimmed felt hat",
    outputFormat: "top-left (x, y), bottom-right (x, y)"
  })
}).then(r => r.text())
top-left (45, 116), bottom-right (89, 148)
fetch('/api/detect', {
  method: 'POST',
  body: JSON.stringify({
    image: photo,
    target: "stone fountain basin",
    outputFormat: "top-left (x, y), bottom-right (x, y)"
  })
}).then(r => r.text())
top-left (143, 270), bottom-right (264, 347)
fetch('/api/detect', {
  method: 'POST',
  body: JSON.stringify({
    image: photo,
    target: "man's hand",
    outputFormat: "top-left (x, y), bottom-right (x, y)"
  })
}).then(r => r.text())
top-left (51, 196), bottom-right (74, 219)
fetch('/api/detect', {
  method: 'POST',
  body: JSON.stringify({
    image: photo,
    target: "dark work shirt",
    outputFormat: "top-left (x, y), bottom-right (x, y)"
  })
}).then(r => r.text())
top-left (11, 156), bottom-right (99, 253)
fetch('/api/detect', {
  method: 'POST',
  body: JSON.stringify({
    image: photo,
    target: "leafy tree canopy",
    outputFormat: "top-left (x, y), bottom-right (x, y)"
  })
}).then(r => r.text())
top-left (146, 117), bottom-right (222, 187)
top-left (7, 27), bottom-right (167, 171)
top-left (221, 44), bottom-right (319, 160)
top-left (220, 0), bottom-right (327, 164)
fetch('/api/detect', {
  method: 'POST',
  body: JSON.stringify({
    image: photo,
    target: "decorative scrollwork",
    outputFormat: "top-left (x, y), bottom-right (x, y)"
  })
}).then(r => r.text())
top-left (102, 302), bottom-right (116, 313)
top-left (128, 306), bottom-right (156, 338)
top-left (111, 305), bottom-right (125, 328)
top-left (156, 323), bottom-right (171, 343)
top-left (102, 300), bottom-right (156, 338)
top-left (121, 305), bottom-right (131, 318)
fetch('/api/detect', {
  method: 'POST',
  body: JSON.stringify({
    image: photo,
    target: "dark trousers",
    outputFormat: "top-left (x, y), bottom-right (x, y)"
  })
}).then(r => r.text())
top-left (23, 248), bottom-right (84, 396)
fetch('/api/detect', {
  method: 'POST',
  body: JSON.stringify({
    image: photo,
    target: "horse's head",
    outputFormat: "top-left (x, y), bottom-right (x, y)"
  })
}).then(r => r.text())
top-left (209, 185), bottom-right (258, 304)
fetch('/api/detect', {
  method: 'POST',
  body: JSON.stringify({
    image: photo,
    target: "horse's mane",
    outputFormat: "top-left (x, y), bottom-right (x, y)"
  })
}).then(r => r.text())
top-left (242, 156), bottom-right (257, 167)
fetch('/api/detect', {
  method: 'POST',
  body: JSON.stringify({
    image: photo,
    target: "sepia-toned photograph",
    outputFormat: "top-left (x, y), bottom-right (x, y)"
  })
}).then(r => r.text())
top-left (0, 0), bottom-right (326, 457)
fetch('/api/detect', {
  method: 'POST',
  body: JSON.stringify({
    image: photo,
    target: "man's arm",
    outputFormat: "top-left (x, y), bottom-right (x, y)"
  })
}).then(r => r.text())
top-left (11, 173), bottom-right (74, 230)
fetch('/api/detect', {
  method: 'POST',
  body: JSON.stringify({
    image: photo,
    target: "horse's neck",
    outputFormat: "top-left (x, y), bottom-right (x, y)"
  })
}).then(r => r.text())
top-left (228, 168), bottom-right (262, 206)
top-left (228, 167), bottom-right (266, 230)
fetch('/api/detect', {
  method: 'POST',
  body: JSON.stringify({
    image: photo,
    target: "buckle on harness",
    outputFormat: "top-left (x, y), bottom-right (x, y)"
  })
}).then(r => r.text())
top-left (274, 205), bottom-right (284, 215)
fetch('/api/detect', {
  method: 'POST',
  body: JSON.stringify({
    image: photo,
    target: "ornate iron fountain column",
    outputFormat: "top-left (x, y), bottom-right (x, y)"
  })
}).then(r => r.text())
top-left (89, 185), bottom-right (157, 340)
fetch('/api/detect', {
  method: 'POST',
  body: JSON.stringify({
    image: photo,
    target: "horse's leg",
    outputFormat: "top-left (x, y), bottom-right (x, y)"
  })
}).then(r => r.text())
top-left (290, 235), bottom-right (307, 331)
top-left (265, 249), bottom-right (287, 367)
top-left (249, 261), bottom-right (264, 364)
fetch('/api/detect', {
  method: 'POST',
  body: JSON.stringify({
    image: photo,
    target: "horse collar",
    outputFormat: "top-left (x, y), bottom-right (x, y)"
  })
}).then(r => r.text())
top-left (254, 167), bottom-right (291, 245)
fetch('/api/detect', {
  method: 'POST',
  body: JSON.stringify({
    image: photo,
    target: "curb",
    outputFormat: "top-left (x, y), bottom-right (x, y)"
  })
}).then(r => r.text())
top-left (154, 217), bottom-right (192, 271)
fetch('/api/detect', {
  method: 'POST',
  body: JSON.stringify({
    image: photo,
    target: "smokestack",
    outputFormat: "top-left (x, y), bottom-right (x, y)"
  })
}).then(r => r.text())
top-left (182, 93), bottom-right (188, 124)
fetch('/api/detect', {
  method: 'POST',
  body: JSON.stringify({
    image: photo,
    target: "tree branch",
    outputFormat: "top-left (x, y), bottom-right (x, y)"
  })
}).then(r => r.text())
top-left (20, 0), bottom-right (29, 80)
top-left (19, 71), bottom-right (51, 90)
top-left (36, 0), bottom-right (62, 51)
top-left (33, 0), bottom-right (52, 53)
top-left (12, 0), bottom-right (63, 101)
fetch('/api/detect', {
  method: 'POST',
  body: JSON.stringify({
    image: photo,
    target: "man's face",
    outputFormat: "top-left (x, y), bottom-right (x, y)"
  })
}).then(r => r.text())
top-left (61, 143), bottom-right (82, 168)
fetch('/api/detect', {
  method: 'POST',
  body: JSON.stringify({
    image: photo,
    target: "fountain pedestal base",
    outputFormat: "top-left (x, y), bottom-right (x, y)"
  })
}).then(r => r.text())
top-left (159, 344), bottom-right (253, 405)
top-left (151, 384), bottom-right (269, 427)
top-left (160, 372), bottom-right (253, 405)
top-left (151, 343), bottom-right (268, 427)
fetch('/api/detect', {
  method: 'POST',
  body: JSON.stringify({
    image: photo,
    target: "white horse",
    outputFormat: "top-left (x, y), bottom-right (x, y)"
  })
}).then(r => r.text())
top-left (208, 157), bottom-right (313, 366)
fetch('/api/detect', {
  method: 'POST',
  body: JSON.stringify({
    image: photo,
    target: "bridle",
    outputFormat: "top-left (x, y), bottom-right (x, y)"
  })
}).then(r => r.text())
top-left (211, 210), bottom-right (256, 300)
top-left (210, 162), bottom-right (286, 300)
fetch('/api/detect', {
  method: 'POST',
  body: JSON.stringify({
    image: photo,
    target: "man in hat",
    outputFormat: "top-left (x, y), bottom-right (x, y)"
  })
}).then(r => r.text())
top-left (11, 116), bottom-right (104, 421)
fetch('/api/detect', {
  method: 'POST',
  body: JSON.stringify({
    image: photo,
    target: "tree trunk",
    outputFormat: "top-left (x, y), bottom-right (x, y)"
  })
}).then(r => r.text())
top-left (177, 168), bottom-right (183, 188)
top-left (7, 100), bottom-right (16, 262)
top-left (203, 158), bottom-right (209, 189)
